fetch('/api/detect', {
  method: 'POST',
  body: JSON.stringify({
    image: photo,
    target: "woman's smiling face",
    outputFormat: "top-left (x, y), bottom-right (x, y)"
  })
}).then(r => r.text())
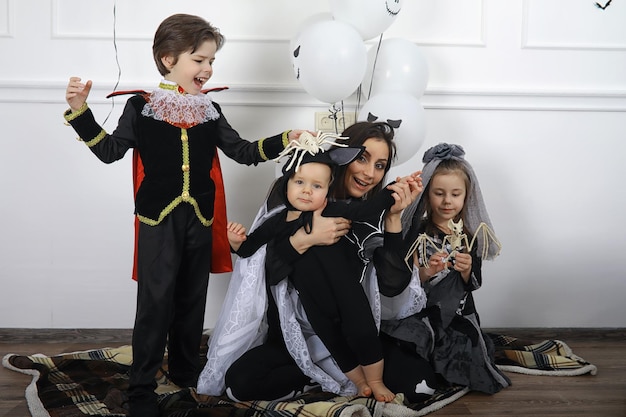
top-left (343, 138), bottom-right (390, 199)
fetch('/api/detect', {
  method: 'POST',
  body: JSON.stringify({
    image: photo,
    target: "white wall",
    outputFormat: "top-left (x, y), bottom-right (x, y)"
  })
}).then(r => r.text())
top-left (1, 0), bottom-right (625, 329)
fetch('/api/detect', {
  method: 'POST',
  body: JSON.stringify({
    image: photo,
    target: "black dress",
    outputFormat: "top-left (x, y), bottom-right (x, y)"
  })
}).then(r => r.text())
top-left (378, 225), bottom-right (511, 394)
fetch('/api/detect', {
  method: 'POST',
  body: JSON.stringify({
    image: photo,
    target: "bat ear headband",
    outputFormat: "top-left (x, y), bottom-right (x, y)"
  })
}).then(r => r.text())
top-left (275, 131), bottom-right (364, 176)
top-left (275, 131), bottom-right (364, 213)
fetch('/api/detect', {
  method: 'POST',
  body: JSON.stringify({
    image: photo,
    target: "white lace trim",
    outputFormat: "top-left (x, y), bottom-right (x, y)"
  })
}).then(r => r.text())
top-left (141, 82), bottom-right (220, 126)
top-left (380, 264), bottom-right (428, 320)
top-left (196, 206), bottom-right (277, 395)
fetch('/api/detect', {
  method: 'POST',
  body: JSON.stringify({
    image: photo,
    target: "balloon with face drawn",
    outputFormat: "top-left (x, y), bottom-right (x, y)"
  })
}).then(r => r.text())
top-left (358, 92), bottom-right (426, 166)
top-left (290, 13), bottom-right (333, 79)
top-left (330, 0), bottom-right (403, 41)
top-left (291, 19), bottom-right (367, 104)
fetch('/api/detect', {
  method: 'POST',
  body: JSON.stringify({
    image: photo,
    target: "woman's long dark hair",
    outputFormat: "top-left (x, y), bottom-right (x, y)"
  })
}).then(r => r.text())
top-left (330, 121), bottom-right (396, 200)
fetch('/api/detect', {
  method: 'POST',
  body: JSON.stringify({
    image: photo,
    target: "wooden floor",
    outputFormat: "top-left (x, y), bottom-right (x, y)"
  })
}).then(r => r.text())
top-left (1, 328), bottom-right (624, 417)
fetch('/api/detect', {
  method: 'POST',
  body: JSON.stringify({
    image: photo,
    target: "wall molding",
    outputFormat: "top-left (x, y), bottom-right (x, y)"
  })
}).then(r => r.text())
top-left (423, 87), bottom-right (626, 112)
top-left (50, 0), bottom-right (288, 43)
top-left (380, 0), bottom-right (486, 48)
top-left (50, 0), bottom-right (485, 48)
top-left (1, 81), bottom-right (625, 112)
top-left (521, 0), bottom-right (626, 51)
top-left (0, 0), bottom-right (12, 38)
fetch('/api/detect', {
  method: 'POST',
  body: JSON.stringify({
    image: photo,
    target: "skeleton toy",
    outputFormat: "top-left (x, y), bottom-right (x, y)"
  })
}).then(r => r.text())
top-left (274, 130), bottom-right (348, 172)
top-left (407, 218), bottom-right (502, 271)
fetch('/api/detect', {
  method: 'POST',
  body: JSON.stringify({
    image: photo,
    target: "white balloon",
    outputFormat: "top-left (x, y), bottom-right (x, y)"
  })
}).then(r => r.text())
top-left (330, 0), bottom-right (403, 41)
top-left (289, 13), bottom-right (334, 78)
top-left (358, 92), bottom-right (426, 166)
top-left (362, 38), bottom-right (429, 99)
top-left (292, 20), bottom-right (367, 104)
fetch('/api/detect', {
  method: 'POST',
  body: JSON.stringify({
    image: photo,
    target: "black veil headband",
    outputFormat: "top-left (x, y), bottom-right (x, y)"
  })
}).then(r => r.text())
top-left (401, 143), bottom-right (500, 260)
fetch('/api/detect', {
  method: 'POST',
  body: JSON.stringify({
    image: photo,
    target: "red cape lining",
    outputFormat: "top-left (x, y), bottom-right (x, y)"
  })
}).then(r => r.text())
top-left (123, 86), bottom-right (233, 280)
top-left (131, 151), bottom-right (233, 280)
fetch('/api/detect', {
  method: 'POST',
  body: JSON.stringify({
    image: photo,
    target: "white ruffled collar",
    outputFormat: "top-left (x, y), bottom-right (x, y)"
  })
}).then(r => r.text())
top-left (140, 80), bottom-right (219, 128)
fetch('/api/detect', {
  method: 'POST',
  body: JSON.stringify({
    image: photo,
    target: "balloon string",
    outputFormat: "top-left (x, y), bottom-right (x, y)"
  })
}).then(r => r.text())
top-left (367, 33), bottom-right (384, 101)
top-left (356, 32), bottom-right (384, 117)
top-left (102, 0), bottom-right (121, 127)
top-left (328, 103), bottom-right (342, 133)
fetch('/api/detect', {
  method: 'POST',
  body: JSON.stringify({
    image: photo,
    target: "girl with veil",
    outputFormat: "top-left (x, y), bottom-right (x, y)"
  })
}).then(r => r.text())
top-left (379, 143), bottom-right (511, 394)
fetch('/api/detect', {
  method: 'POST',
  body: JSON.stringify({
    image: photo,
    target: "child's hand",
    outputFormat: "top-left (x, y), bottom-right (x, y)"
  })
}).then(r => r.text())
top-left (65, 77), bottom-right (92, 112)
top-left (399, 170), bottom-right (422, 183)
top-left (227, 221), bottom-right (247, 249)
top-left (399, 171), bottom-right (424, 194)
top-left (410, 170), bottom-right (423, 195)
top-left (423, 251), bottom-right (450, 277)
top-left (387, 171), bottom-right (423, 215)
top-left (287, 129), bottom-right (316, 142)
top-left (452, 252), bottom-right (472, 282)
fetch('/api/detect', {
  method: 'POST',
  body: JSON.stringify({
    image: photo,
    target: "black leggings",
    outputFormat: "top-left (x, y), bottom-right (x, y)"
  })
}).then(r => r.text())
top-left (224, 334), bottom-right (436, 403)
top-left (224, 342), bottom-right (313, 401)
top-left (380, 334), bottom-right (437, 403)
top-left (289, 244), bottom-right (382, 372)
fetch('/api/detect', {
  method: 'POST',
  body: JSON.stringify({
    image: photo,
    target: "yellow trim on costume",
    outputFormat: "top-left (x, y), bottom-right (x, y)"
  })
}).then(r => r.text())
top-left (159, 81), bottom-right (179, 92)
top-left (63, 102), bottom-right (89, 122)
top-left (137, 197), bottom-right (214, 227)
top-left (136, 127), bottom-right (214, 227)
top-left (282, 130), bottom-right (291, 148)
top-left (84, 129), bottom-right (107, 147)
top-left (258, 137), bottom-right (268, 161)
top-left (181, 128), bottom-right (191, 193)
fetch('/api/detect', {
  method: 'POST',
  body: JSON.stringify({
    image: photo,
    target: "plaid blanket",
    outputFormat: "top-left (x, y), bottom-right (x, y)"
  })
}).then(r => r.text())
top-left (2, 334), bottom-right (595, 417)
top-left (489, 334), bottom-right (598, 376)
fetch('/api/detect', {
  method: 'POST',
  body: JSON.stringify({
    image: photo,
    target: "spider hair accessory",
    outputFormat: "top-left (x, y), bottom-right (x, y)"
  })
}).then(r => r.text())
top-left (274, 130), bottom-right (350, 173)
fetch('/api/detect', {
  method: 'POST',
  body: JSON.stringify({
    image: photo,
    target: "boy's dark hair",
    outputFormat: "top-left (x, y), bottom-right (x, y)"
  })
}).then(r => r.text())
top-left (153, 14), bottom-right (225, 76)
top-left (330, 121), bottom-right (396, 200)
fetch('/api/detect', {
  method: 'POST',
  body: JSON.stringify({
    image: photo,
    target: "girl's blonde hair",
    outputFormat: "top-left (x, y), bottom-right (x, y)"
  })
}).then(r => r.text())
top-left (423, 159), bottom-right (471, 235)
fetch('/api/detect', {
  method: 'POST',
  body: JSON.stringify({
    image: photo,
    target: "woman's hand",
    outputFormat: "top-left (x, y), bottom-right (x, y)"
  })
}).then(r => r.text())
top-left (289, 203), bottom-right (351, 254)
top-left (384, 171), bottom-right (423, 232)
top-left (65, 77), bottom-right (92, 112)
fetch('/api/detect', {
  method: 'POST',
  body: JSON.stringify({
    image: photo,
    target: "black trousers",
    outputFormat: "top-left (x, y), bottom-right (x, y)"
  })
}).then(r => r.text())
top-left (225, 342), bottom-right (313, 401)
top-left (225, 331), bottom-right (436, 402)
top-left (129, 204), bottom-right (212, 400)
